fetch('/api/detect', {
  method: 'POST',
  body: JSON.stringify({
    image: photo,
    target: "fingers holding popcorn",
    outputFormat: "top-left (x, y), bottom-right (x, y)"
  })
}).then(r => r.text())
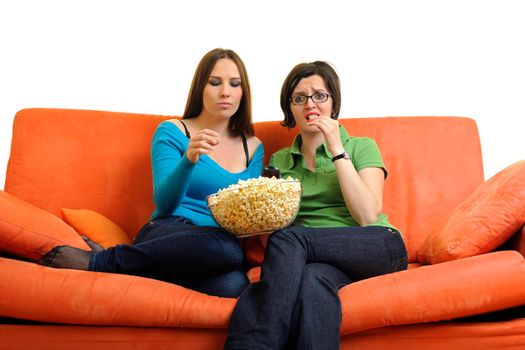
top-left (186, 129), bottom-right (220, 163)
top-left (307, 115), bottom-right (343, 154)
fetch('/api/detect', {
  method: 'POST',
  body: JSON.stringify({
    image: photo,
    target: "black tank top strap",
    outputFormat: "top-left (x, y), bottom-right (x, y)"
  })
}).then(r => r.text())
top-left (179, 120), bottom-right (191, 139)
top-left (242, 134), bottom-right (249, 168)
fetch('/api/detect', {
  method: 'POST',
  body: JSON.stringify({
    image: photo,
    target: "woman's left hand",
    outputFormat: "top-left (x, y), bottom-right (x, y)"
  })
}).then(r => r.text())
top-left (306, 115), bottom-right (344, 155)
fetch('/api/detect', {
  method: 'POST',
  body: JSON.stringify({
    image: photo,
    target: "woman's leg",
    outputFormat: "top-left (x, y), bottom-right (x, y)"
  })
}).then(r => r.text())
top-left (286, 263), bottom-right (351, 350)
top-left (39, 217), bottom-right (249, 296)
top-left (225, 229), bottom-right (309, 350)
top-left (175, 268), bottom-right (249, 298)
top-left (292, 225), bottom-right (408, 281)
top-left (90, 217), bottom-right (245, 277)
top-left (224, 225), bottom-right (407, 350)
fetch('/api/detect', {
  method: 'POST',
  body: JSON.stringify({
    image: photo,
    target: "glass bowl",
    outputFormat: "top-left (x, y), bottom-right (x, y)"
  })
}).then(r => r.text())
top-left (207, 178), bottom-right (301, 237)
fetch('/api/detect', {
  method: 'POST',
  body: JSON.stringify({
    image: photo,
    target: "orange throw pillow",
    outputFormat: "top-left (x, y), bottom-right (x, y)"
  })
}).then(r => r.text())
top-left (418, 160), bottom-right (525, 264)
top-left (0, 190), bottom-right (90, 260)
top-left (61, 208), bottom-right (132, 248)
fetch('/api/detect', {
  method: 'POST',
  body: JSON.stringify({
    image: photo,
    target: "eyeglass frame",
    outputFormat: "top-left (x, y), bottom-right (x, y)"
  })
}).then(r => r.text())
top-left (289, 92), bottom-right (331, 105)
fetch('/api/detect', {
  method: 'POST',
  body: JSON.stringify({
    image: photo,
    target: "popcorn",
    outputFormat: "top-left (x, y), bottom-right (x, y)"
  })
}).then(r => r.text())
top-left (207, 176), bottom-right (301, 236)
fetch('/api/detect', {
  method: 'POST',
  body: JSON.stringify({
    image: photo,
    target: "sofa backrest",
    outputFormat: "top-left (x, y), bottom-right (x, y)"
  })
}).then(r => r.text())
top-left (255, 118), bottom-right (484, 261)
top-left (5, 109), bottom-right (484, 262)
top-left (5, 108), bottom-right (170, 241)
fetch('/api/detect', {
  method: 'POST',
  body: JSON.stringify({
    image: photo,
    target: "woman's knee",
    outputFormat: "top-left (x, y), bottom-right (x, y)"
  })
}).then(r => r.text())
top-left (300, 263), bottom-right (351, 294)
top-left (219, 270), bottom-right (250, 297)
top-left (177, 269), bottom-right (249, 298)
top-left (267, 226), bottom-right (306, 247)
top-left (302, 263), bottom-right (332, 285)
top-left (217, 235), bottom-right (245, 268)
top-left (203, 269), bottom-right (249, 298)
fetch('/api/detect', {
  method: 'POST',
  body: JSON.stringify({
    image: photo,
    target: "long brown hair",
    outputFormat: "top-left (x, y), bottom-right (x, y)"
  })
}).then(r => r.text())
top-left (183, 48), bottom-right (254, 136)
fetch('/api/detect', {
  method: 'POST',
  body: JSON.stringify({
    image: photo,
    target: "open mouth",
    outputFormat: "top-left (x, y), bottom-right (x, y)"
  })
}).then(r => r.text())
top-left (306, 113), bottom-right (319, 121)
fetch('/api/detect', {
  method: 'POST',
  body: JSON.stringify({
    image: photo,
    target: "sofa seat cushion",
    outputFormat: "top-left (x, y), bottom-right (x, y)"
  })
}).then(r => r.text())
top-left (1, 251), bottom-right (524, 335)
top-left (0, 191), bottom-right (89, 260)
top-left (418, 160), bottom-right (525, 264)
top-left (0, 257), bottom-right (236, 328)
top-left (339, 250), bottom-right (525, 334)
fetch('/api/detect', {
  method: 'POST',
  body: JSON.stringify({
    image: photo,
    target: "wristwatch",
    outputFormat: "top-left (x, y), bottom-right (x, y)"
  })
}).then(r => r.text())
top-left (331, 151), bottom-right (350, 162)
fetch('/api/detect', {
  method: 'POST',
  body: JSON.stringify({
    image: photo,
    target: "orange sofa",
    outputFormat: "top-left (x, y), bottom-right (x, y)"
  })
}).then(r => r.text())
top-left (1, 108), bottom-right (525, 349)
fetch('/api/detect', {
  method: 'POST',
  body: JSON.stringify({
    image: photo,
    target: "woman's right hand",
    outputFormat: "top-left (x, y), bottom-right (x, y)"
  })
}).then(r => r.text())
top-left (306, 114), bottom-right (344, 156)
top-left (186, 129), bottom-right (220, 163)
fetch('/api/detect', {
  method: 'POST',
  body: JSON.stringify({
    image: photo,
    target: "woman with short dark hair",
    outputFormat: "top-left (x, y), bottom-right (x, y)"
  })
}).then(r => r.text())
top-left (224, 61), bottom-right (407, 349)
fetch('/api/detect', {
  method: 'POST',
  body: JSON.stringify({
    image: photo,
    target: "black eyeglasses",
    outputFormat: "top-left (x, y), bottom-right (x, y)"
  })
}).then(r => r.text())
top-left (290, 92), bottom-right (331, 105)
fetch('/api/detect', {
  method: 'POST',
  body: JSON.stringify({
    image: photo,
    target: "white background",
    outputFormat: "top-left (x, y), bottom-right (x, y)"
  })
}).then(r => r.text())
top-left (1, 0), bottom-right (524, 190)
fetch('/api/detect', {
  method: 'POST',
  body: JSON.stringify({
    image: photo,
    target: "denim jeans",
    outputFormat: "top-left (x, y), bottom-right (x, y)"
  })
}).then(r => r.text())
top-left (224, 225), bottom-right (408, 350)
top-left (89, 216), bottom-right (248, 297)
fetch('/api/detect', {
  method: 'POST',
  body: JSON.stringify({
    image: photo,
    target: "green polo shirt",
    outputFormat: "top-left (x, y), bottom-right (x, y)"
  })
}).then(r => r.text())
top-left (269, 126), bottom-right (396, 230)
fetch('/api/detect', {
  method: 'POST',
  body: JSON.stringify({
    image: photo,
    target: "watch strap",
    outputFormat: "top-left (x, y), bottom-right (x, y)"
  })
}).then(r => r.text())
top-left (331, 152), bottom-right (349, 162)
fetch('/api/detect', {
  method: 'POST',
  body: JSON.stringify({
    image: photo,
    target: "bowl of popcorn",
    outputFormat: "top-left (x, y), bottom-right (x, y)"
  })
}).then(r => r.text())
top-left (207, 176), bottom-right (301, 237)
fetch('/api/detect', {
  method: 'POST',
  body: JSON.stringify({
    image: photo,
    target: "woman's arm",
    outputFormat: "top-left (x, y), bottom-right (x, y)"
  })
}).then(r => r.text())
top-left (152, 121), bottom-right (243, 216)
top-left (307, 116), bottom-right (384, 226)
top-left (333, 160), bottom-right (384, 226)
top-left (151, 123), bottom-right (196, 216)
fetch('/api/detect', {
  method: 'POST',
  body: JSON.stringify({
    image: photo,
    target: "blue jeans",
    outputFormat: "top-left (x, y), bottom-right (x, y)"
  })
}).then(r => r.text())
top-left (224, 225), bottom-right (408, 350)
top-left (88, 216), bottom-right (248, 297)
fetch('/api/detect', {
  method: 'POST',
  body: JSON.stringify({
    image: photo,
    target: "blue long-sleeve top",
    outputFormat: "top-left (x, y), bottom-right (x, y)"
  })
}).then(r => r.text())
top-left (150, 121), bottom-right (264, 226)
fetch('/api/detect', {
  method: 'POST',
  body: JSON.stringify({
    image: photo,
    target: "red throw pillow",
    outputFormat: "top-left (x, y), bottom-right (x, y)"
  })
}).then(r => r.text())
top-left (418, 160), bottom-right (525, 264)
top-left (0, 190), bottom-right (90, 260)
top-left (61, 208), bottom-right (132, 248)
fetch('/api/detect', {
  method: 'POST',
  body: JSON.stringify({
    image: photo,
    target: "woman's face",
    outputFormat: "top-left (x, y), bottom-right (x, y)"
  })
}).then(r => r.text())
top-left (202, 58), bottom-right (243, 121)
top-left (290, 74), bottom-right (333, 133)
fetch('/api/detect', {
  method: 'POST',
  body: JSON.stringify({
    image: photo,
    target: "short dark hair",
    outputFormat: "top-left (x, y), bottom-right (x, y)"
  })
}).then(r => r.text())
top-left (183, 48), bottom-right (254, 136)
top-left (280, 61), bottom-right (341, 128)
